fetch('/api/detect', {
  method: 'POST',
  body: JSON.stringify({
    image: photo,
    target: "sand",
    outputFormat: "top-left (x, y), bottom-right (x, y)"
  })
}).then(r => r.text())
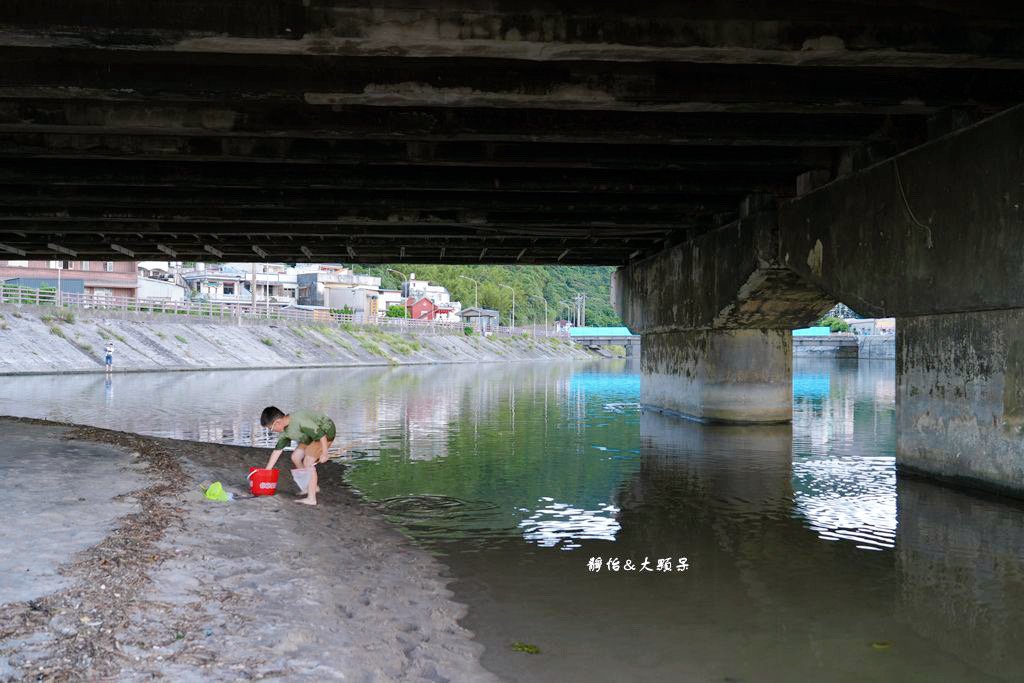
top-left (0, 417), bottom-right (499, 682)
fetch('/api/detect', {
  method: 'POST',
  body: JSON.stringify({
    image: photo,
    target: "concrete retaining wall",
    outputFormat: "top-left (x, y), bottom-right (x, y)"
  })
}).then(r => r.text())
top-left (792, 334), bottom-right (858, 358)
top-left (792, 334), bottom-right (895, 359)
top-left (0, 305), bottom-right (591, 375)
top-left (858, 334), bottom-right (896, 359)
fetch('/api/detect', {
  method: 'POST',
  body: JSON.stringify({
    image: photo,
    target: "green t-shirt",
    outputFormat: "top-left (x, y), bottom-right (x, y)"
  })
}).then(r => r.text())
top-left (274, 410), bottom-right (337, 450)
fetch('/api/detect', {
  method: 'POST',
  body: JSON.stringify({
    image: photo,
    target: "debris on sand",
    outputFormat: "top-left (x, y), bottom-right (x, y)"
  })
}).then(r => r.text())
top-left (0, 420), bottom-right (191, 680)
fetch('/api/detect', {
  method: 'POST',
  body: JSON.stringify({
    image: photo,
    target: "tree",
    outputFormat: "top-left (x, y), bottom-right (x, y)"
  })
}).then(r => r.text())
top-left (386, 304), bottom-right (406, 318)
top-left (817, 315), bottom-right (851, 333)
top-left (350, 264), bottom-right (624, 328)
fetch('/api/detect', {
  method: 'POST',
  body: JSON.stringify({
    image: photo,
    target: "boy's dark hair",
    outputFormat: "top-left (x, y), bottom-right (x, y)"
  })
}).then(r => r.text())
top-left (260, 406), bottom-right (286, 427)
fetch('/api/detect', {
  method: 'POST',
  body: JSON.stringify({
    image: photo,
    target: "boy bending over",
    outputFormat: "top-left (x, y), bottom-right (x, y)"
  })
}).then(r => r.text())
top-left (260, 406), bottom-right (336, 506)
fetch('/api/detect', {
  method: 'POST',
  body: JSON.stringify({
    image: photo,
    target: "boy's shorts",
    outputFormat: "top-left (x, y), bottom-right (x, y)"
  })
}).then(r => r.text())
top-left (104, 355), bottom-right (113, 366)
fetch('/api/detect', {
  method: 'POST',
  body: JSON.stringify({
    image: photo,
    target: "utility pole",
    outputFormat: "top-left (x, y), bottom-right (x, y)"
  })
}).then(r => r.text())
top-left (560, 300), bottom-right (572, 326)
top-left (499, 283), bottom-right (515, 330)
top-left (530, 295), bottom-right (548, 334)
top-left (250, 262), bottom-right (256, 314)
top-left (571, 292), bottom-right (586, 328)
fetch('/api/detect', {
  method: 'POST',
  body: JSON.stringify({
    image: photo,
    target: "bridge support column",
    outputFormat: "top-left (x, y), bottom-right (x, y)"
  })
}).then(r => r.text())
top-left (643, 329), bottom-right (792, 423)
top-left (779, 104), bottom-right (1024, 496)
top-left (613, 195), bottom-right (832, 425)
top-left (898, 310), bottom-right (1024, 495)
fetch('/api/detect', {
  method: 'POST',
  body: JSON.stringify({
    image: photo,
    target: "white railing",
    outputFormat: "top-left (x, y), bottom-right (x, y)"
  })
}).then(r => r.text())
top-left (0, 285), bottom-right (569, 338)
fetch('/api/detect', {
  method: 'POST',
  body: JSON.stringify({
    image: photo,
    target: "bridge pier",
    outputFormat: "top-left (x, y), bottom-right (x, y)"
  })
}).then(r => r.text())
top-left (898, 311), bottom-right (1024, 496)
top-left (642, 329), bottom-right (792, 423)
top-left (613, 195), bottom-right (831, 425)
top-left (779, 104), bottom-right (1024, 496)
top-left (617, 105), bottom-right (1024, 495)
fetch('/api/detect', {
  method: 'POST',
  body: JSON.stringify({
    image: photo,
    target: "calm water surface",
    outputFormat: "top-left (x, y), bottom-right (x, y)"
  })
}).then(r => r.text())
top-left (3, 359), bottom-right (1023, 682)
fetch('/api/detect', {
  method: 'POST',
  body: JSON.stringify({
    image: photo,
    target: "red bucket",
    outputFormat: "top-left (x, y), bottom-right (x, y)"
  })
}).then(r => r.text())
top-left (248, 467), bottom-right (279, 496)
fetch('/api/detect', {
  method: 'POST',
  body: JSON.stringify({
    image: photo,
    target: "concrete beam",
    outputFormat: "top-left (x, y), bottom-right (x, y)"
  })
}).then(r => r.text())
top-left (779, 103), bottom-right (1024, 318)
top-left (613, 198), bottom-right (832, 333)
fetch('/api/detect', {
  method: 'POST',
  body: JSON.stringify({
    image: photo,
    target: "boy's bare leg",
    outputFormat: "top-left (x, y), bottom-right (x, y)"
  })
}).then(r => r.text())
top-left (288, 447), bottom-right (318, 495)
top-left (290, 448), bottom-right (305, 470)
top-left (300, 443), bottom-right (323, 493)
top-left (296, 452), bottom-right (318, 505)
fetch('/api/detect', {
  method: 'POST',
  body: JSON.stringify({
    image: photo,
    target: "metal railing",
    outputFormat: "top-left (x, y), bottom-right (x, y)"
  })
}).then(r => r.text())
top-left (0, 285), bottom-right (568, 338)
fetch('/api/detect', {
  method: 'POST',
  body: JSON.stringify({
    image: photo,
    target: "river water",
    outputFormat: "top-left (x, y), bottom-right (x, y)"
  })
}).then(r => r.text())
top-left (2, 359), bottom-right (1023, 681)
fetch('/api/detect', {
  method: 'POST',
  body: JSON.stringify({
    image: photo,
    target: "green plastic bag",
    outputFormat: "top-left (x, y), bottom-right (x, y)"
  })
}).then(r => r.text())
top-left (203, 481), bottom-right (232, 502)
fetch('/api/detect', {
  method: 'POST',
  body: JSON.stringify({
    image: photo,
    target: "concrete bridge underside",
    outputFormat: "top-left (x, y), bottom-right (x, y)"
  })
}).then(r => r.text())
top-left (2, 2), bottom-right (1024, 495)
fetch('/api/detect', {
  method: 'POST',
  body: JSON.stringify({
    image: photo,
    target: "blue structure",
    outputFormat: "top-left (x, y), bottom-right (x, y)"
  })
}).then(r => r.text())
top-left (569, 326), bottom-right (634, 337)
top-left (792, 326), bottom-right (831, 336)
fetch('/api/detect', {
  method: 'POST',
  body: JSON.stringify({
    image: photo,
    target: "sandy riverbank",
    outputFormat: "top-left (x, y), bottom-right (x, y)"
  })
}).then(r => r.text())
top-left (0, 417), bottom-right (500, 682)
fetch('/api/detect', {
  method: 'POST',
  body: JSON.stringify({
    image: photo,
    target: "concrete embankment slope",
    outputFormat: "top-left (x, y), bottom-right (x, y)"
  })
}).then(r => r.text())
top-left (0, 305), bottom-right (591, 375)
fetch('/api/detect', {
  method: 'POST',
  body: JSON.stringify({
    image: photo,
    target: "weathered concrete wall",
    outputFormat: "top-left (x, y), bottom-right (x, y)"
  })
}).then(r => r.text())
top-left (780, 104), bottom-right (1024, 318)
top-left (897, 311), bottom-right (1024, 496)
top-left (0, 305), bottom-right (590, 375)
top-left (614, 198), bottom-right (832, 334)
top-left (857, 334), bottom-right (895, 359)
top-left (792, 334), bottom-right (859, 358)
top-left (790, 334), bottom-right (894, 359)
top-left (642, 329), bottom-right (792, 423)
top-left (613, 199), bottom-right (828, 423)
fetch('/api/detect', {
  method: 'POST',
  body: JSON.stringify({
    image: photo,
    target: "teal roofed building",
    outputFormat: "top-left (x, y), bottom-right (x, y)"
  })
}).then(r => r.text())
top-left (569, 326), bottom-right (635, 337)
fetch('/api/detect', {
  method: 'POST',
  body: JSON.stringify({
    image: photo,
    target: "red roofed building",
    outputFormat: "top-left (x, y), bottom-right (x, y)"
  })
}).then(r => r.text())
top-left (406, 296), bottom-right (457, 321)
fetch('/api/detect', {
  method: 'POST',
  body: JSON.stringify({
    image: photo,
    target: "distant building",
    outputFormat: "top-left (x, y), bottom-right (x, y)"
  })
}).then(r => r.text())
top-left (400, 273), bottom-right (462, 320)
top-left (137, 277), bottom-right (187, 300)
top-left (568, 326), bottom-right (634, 338)
top-left (378, 289), bottom-right (404, 314)
top-left (296, 265), bottom-right (380, 307)
top-left (324, 283), bottom-right (380, 317)
top-left (847, 318), bottom-right (896, 335)
top-left (792, 326), bottom-right (833, 336)
top-left (136, 261), bottom-right (180, 280)
top-left (0, 260), bottom-right (138, 298)
top-left (181, 263), bottom-right (297, 305)
top-left (403, 273), bottom-right (452, 305)
top-left (461, 307), bottom-right (499, 333)
top-left (407, 296), bottom-right (458, 322)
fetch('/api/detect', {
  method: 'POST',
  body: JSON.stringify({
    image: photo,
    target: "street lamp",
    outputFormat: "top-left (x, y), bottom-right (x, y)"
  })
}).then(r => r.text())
top-left (529, 295), bottom-right (547, 335)
top-left (386, 268), bottom-right (409, 319)
top-left (559, 300), bottom-right (573, 326)
top-left (458, 274), bottom-right (479, 308)
top-left (498, 283), bottom-right (515, 330)
top-left (55, 260), bottom-right (62, 307)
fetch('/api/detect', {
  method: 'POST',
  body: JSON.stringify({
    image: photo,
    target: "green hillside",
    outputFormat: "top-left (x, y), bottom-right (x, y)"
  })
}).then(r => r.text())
top-left (351, 265), bottom-right (623, 328)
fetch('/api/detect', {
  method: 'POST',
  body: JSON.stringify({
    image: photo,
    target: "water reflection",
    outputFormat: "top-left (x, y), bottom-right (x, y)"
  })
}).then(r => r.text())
top-left (896, 478), bottom-right (1024, 681)
top-left (518, 499), bottom-right (621, 549)
top-left (793, 359), bottom-right (897, 550)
